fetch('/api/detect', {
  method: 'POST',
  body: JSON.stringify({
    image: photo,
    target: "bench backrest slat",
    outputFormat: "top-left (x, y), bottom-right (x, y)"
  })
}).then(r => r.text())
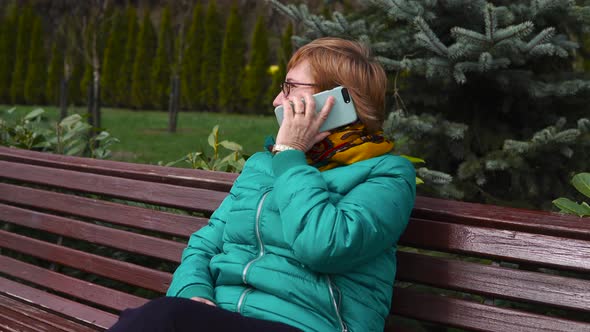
top-left (0, 160), bottom-right (227, 213)
top-left (0, 146), bottom-right (236, 192)
top-left (1, 230), bottom-right (171, 293)
top-left (1, 276), bottom-right (118, 330)
top-left (0, 183), bottom-right (203, 237)
top-left (401, 219), bottom-right (590, 272)
top-left (414, 196), bottom-right (590, 240)
top-left (391, 286), bottom-right (590, 332)
top-left (1, 203), bottom-right (185, 262)
top-left (1, 255), bottom-right (148, 312)
top-left (397, 251), bottom-right (590, 311)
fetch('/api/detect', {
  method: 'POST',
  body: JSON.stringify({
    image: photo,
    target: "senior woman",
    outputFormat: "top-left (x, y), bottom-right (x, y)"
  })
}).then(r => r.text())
top-left (108, 37), bottom-right (415, 332)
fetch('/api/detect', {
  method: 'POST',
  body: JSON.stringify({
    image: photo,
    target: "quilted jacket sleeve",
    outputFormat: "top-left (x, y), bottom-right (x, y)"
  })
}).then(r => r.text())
top-left (166, 190), bottom-right (235, 301)
top-left (272, 149), bottom-right (416, 274)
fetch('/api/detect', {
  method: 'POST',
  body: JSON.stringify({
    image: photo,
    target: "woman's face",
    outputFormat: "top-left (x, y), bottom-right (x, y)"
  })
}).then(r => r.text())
top-left (272, 60), bottom-right (317, 108)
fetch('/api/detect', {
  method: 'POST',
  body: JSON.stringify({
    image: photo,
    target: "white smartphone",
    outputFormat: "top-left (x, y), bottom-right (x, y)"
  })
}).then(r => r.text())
top-left (274, 86), bottom-right (358, 132)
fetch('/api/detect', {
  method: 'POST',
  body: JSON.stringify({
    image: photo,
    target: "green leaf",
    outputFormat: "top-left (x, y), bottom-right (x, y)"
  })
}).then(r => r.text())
top-left (66, 143), bottom-right (85, 156)
top-left (402, 155), bottom-right (426, 164)
top-left (94, 131), bottom-right (110, 141)
top-left (572, 173), bottom-right (590, 199)
top-left (208, 125), bottom-right (219, 148)
top-left (219, 140), bottom-right (243, 152)
top-left (24, 108), bottom-right (45, 121)
top-left (552, 198), bottom-right (590, 217)
top-left (59, 114), bottom-right (83, 128)
top-left (416, 177), bottom-right (424, 185)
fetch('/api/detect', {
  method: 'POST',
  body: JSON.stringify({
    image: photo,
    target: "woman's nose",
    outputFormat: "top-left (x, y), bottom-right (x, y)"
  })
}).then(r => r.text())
top-left (272, 91), bottom-right (285, 107)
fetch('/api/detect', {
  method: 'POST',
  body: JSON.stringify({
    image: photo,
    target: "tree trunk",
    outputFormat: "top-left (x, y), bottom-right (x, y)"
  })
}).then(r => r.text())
top-left (59, 77), bottom-right (69, 121)
top-left (93, 68), bottom-right (101, 130)
top-left (86, 79), bottom-right (94, 127)
top-left (168, 75), bottom-right (180, 133)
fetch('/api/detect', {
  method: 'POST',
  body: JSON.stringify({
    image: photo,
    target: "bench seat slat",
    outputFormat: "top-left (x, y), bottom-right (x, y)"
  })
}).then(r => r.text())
top-left (0, 183), bottom-right (201, 238)
top-left (401, 219), bottom-right (590, 272)
top-left (397, 251), bottom-right (590, 311)
top-left (1, 230), bottom-right (172, 293)
top-left (0, 146), bottom-right (236, 192)
top-left (0, 293), bottom-right (100, 332)
top-left (1, 277), bottom-right (116, 330)
top-left (391, 287), bottom-right (590, 332)
top-left (0, 313), bottom-right (54, 332)
top-left (0, 160), bottom-right (227, 213)
top-left (1, 203), bottom-right (185, 262)
top-left (1, 255), bottom-right (148, 312)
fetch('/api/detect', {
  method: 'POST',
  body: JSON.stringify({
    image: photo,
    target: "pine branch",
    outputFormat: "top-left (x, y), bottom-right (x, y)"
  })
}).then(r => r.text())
top-left (451, 27), bottom-right (489, 45)
top-left (493, 21), bottom-right (535, 43)
top-left (529, 79), bottom-right (590, 97)
top-left (503, 118), bottom-right (582, 158)
top-left (425, 57), bottom-right (451, 79)
top-left (579, 118), bottom-right (590, 133)
top-left (484, 4), bottom-right (498, 41)
top-left (523, 27), bottom-right (555, 52)
top-left (570, 5), bottom-right (590, 30)
top-left (324, 12), bottom-right (348, 34)
top-left (531, 0), bottom-right (575, 18)
top-left (417, 167), bottom-right (453, 185)
top-left (375, 56), bottom-right (403, 70)
top-left (372, 0), bottom-right (423, 22)
top-left (415, 17), bottom-right (449, 57)
top-left (528, 43), bottom-right (569, 57)
top-left (267, 1), bottom-right (306, 22)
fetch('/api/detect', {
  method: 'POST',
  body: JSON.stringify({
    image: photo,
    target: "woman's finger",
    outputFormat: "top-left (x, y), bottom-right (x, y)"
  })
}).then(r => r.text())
top-left (282, 99), bottom-right (294, 121)
top-left (315, 96), bottom-right (335, 127)
top-left (290, 96), bottom-right (305, 116)
top-left (303, 93), bottom-right (315, 119)
top-left (313, 131), bottom-right (332, 145)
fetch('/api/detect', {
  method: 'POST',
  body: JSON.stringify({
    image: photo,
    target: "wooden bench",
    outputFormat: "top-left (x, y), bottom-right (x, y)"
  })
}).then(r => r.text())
top-left (1, 145), bottom-right (589, 332)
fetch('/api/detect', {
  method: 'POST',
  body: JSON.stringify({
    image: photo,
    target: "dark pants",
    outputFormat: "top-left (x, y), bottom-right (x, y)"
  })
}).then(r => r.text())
top-left (107, 297), bottom-right (302, 332)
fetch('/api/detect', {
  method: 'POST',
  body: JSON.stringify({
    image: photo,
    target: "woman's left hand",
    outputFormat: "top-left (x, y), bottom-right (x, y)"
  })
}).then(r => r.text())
top-left (275, 93), bottom-right (335, 152)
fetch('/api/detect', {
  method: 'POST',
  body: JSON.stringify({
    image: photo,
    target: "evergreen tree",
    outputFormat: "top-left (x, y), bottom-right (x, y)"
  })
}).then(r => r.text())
top-left (131, 12), bottom-right (157, 109)
top-left (24, 16), bottom-right (46, 105)
top-left (101, 9), bottom-right (128, 106)
top-left (181, 3), bottom-right (205, 109)
top-left (151, 6), bottom-right (173, 110)
top-left (46, 42), bottom-right (64, 106)
top-left (267, 23), bottom-right (293, 105)
top-left (271, 0), bottom-right (590, 209)
top-left (218, 2), bottom-right (245, 113)
top-left (116, 6), bottom-right (138, 107)
top-left (79, 20), bottom-right (94, 105)
top-left (10, 4), bottom-right (33, 104)
top-left (0, 5), bottom-right (17, 104)
top-left (243, 14), bottom-right (271, 113)
top-left (200, 0), bottom-right (223, 110)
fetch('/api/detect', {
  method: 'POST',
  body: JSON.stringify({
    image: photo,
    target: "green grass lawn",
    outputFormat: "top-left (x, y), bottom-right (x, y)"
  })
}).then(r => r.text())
top-left (1, 105), bottom-right (279, 166)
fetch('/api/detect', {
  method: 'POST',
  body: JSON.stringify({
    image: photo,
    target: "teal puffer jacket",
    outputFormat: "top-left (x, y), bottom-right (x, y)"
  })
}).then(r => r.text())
top-left (167, 149), bottom-right (416, 332)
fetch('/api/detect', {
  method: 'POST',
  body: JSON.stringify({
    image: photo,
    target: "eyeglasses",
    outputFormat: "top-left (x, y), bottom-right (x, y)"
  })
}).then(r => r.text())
top-left (280, 81), bottom-right (317, 97)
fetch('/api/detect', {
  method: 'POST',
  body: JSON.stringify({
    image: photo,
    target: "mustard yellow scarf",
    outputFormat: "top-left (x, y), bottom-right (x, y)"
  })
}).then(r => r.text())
top-left (306, 122), bottom-right (394, 171)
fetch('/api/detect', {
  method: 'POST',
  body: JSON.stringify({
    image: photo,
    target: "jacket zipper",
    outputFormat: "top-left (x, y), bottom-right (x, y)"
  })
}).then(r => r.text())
top-left (327, 276), bottom-right (348, 332)
top-left (237, 191), bottom-right (270, 312)
top-left (237, 287), bottom-right (253, 313)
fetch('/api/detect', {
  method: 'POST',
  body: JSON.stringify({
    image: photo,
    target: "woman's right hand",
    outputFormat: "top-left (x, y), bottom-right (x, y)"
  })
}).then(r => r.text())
top-left (191, 297), bottom-right (216, 306)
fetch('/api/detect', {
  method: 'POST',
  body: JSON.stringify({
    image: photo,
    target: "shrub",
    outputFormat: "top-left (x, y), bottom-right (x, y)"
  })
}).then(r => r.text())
top-left (553, 173), bottom-right (590, 217)
top-left (162, 125), bottom-right (245, 173)
top-left (0, 108), bottom-right (118, 159)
